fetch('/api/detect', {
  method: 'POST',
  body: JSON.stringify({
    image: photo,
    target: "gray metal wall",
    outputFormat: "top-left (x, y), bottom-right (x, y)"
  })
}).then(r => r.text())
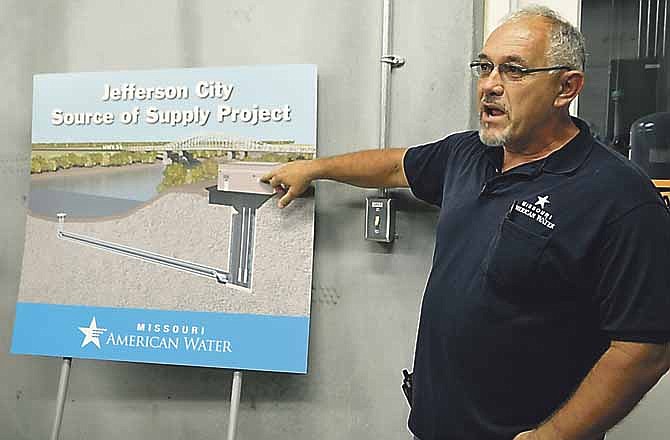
top-left (1, 1), bottom-right (483, 439)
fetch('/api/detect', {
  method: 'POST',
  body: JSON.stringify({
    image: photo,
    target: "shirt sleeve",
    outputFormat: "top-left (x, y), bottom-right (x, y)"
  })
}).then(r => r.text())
top-left (402, 137), bottom-right (452, 207)
top-left (594, 202), bottom-right (670, 343)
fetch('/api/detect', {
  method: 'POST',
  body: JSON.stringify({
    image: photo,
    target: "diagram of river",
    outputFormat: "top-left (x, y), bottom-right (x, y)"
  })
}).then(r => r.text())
top-left (29, 163), bottom-right (166, 218)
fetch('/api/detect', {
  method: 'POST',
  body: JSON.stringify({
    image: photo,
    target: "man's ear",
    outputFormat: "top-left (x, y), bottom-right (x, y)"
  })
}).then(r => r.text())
top-left (554, 70), bottom-right (585, 109)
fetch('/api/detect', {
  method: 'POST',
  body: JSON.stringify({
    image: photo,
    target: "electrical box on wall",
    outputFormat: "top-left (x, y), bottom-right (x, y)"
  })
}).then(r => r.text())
top-left (365, 197), bottom-right (396, 243)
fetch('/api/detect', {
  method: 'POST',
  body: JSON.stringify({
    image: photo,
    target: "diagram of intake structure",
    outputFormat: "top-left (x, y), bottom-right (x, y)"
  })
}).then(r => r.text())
top-left (19, 137), bottom-right (315, 318)
top-left (56, 162), bottom-right (278, 290)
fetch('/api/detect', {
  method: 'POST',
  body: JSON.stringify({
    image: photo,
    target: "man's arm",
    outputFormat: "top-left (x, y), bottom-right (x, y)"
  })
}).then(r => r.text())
top-left (516, 340), bottom-right (670, 440)
top-left (260, 148), bottom-right (409, 208)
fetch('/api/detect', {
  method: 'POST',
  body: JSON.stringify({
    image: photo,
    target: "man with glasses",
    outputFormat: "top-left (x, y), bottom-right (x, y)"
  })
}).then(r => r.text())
top-left (262, 6), bottom-right (670, 440)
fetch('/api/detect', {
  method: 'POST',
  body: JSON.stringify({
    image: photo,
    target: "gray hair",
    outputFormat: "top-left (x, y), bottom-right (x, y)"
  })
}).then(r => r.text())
top-left (502, 5), bottom-right (586, 70)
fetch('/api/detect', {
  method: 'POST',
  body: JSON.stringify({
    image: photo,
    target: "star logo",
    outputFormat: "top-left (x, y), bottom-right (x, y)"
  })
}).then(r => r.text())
top-left (534, 195), bottom-right (550, 210)
top-left (78, 317), bottom-right (107, 349)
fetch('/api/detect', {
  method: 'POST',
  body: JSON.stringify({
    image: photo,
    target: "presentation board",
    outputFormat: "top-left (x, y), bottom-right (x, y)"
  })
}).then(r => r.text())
top-left (11, 65), bottom-right (317, 373)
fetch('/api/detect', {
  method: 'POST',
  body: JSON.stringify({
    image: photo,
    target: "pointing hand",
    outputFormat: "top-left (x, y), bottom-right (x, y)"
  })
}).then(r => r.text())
top-left (260, 160), bottom-right (316, 208)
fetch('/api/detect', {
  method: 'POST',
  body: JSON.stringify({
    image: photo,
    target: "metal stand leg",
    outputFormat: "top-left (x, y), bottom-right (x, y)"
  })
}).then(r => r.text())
top-left (50, 357), bottom-right (72, 440)
top-left (226, 371), bottom-right (243, 440)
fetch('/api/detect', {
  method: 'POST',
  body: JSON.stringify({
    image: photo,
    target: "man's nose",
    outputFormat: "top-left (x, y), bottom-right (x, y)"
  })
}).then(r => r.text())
top-left (479, 70), bottom-right (504, 97)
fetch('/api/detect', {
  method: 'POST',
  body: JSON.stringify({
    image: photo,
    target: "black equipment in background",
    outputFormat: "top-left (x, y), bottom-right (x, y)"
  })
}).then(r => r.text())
top-left (630, 112), bottom-right (670, 179)
top-left (607, 58), bottom-right (665, 153)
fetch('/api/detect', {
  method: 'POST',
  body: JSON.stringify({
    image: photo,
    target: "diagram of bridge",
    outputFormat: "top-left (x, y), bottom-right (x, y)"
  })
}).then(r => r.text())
top-left (33, 133), bottom-right (315, 156)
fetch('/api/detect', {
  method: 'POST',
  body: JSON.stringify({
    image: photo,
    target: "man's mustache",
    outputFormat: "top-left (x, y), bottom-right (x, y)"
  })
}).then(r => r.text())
top-left (480, 97), bottom-right (507, 113)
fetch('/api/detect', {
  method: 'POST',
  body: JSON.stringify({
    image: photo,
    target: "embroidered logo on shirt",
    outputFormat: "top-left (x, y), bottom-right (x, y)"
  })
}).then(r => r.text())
top-left (513, 197), bottom-right (555, 230)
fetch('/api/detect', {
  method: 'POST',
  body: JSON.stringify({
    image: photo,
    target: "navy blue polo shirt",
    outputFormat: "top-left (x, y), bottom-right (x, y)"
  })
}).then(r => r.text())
top-left (404, 118), bottom-right (670, 440)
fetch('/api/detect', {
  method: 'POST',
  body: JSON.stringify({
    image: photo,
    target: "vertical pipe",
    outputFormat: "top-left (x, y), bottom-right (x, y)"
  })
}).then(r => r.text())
top-left (647, 0), bottom-right (653, 56)
top-left (379, 0), bottom-right (392, 198)
top-left (639, 0), bottom-right (645, 57)
top-left (239, 208), bottom-right (246, 284)
top-left (611, 0), bottom-right (618, 64)
top-left (226, 371), bottom-right (243, 440)
top-left (655, 0), bottom-right (661, 56)
top-left (664, 0), bottom-right (668, 56)
top-left (50, 358), bottom-right (72, 440)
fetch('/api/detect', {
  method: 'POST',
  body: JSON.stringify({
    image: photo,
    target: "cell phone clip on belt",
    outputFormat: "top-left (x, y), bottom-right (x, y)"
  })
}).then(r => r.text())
top-left (402, 369), bottom-right (414, 407)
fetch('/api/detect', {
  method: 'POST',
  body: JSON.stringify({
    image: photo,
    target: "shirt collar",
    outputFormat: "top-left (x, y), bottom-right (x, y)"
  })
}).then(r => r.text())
top-left (482, 117), bottom-right (594, 176)
top-left (541, 117), bottom-right (594, 174)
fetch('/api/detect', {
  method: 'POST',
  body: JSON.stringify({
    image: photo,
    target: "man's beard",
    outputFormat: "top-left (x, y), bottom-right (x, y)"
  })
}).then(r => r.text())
top-left (479, 121), bottom-right (511, 146)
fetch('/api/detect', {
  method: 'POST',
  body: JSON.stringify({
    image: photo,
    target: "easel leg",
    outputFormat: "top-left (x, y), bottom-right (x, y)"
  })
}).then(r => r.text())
top-left (50, 357), bottom-right (72, 440)
top-left (226, 371), bottom-right (243, 440)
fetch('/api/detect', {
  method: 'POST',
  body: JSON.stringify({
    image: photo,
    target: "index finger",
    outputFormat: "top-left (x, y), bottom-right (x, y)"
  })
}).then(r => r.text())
top-left (259, 170), bottom-right (274, 183)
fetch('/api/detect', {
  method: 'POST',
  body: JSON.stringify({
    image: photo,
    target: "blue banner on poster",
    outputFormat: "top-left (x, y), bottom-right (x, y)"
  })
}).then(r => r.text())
top-left (12, 303), bottom-right (309, 373)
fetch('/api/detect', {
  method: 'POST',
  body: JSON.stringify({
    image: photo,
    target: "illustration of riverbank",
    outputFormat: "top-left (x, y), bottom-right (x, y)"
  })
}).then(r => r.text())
top-left (30, 161), bottom-right (162, 182)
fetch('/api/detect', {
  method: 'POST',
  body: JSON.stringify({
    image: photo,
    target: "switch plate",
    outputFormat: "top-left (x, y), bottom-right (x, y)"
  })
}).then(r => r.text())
top-left (365, 197), bottom-right (396, 243)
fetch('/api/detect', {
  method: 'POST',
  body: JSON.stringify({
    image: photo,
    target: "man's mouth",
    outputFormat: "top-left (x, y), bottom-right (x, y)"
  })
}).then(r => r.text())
top-left (481, 104), bottom-right (507, 122)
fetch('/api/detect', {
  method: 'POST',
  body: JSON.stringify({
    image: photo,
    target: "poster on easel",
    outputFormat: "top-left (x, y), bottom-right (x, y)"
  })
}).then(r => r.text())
top-left (11, 65), bottom-right (317, 374)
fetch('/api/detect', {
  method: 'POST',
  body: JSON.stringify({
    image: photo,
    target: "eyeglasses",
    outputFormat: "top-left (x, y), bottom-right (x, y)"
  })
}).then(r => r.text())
top-left (469, 60), bottom-right (571, 81)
